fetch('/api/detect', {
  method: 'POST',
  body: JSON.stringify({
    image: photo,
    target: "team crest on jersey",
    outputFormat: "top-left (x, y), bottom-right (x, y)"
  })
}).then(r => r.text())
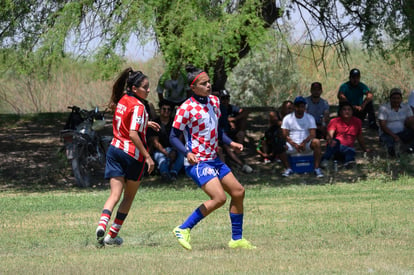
top-left (135, 116), bottom-right (143, 124)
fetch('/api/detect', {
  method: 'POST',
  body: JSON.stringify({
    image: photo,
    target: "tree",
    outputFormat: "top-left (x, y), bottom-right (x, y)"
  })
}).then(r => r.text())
top-left (1, 0), bottom-right (414, 89)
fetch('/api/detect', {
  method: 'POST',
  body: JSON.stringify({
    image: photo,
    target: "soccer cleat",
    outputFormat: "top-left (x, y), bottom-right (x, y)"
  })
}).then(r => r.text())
top-left (96, 225), bottom-right (106, 244)
top-left (103, 234), bottom-right (123, 246)
top-left (228, 238), bottom-right (256, 249)
top-left (282, 168), bottom-right (294, 177)
top-left (172, 226), bottom-right (192, 250)
top-left (314, 168), bottom-right (324, 178)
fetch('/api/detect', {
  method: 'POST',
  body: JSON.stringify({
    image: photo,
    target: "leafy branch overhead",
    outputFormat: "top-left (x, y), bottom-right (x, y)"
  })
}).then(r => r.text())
top-left (1, 0), bottom-right (413, 87)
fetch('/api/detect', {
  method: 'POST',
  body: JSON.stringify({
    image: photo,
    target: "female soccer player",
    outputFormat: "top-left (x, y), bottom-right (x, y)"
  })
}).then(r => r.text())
top-left (95, 68), bottom-right (160, 246)
top-left (170, 64), bottom-right (256, 250)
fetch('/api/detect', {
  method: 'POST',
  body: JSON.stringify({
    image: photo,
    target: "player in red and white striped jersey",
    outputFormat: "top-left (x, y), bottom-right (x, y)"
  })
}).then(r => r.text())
top-left (95, 68), bottom-right (160, 246)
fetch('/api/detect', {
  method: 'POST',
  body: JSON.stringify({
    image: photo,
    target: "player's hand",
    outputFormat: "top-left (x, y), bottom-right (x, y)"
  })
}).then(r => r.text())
top-left (148, 121), bottom-right (161, 132)
top-left (146, 156), bottom-right (155, 174)
top-left (230, 141), bottom-right (243, 153)
top-left (187, 152), bottom-right (199, 165)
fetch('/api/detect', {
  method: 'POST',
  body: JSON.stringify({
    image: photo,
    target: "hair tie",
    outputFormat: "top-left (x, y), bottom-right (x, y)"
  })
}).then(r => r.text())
top-left (190, 72), bottom-right (206, 86)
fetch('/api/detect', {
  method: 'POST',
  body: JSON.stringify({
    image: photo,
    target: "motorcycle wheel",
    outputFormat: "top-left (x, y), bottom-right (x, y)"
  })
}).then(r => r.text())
top-left (71, 143), bottom-right (91, 188)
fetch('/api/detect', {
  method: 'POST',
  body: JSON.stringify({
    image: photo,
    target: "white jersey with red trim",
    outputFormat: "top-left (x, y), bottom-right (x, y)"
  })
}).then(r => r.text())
top-left (173, 95), bottom-right (220, 164)
top-left (111, 93), bottom-right (149, 161)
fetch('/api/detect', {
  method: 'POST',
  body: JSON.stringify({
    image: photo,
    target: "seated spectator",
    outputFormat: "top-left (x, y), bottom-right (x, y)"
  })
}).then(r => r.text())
top-left (148, 100), bottom-right (184, 181)
top-left (279, 96), bottom-right (324, 178)
top-left (219, 89), bottom-right (249, 144)
top-left (409, 90), bottom-right (414, 113)
top-left (305, 82), bottom-right (330, 139)
top-left (218, 89), bottom-right (253, 173)
top-left (378, 88), bottom-right (414, 156)
top-left (256, 101), bottom-right (293, 163)
top-left (320, 102), bottom-right (370, 169)
top-left (337, 68), bottom-right (379, 130)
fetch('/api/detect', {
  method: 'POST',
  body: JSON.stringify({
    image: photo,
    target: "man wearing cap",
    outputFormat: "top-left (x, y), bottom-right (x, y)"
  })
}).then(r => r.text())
top-left (305, 82), bottom-right (330, 139)
top-left (378, 88), bottom-right (414, 156)
top-left (338, 68), bottom-right (379, 130)
top-left (280, 96), bottom-right (324, 178)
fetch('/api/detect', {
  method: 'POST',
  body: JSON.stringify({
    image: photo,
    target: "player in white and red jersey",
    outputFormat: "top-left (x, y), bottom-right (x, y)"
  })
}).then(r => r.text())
top-left (170, 64), bottom-right (256, 250)
top-left (95, 68), bottom-right (160, 246)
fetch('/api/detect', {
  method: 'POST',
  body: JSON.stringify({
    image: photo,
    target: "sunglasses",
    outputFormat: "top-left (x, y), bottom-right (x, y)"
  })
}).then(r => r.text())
top-left (161, 107), bottom-right (172, 111)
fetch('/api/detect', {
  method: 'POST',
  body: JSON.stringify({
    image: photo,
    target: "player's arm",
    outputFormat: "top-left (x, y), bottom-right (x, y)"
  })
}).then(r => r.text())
top-left (130, 130), bottom-right (155, 173)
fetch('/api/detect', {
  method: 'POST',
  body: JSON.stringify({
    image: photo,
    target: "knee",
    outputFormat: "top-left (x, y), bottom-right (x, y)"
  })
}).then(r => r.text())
top-left (231, 186), bottom-right (245, 201)
top-left (311, 139), bottom-right (321, 149)
top-left (213, 194), bottom-right (227, 208)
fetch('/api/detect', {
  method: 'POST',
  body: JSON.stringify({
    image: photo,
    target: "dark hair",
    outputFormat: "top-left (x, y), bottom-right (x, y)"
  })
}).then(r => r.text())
top-left (338, 101), bottom-right (353, 114)
top-left (158, 99), bottom-right (173, 109)
top-left (109, 67), bottom-right (147, 111)
top-left (185, 64), bottom-right (204, 85)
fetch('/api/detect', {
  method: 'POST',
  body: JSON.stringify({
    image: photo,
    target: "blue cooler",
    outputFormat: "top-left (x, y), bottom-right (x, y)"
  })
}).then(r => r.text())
top-left (288, 154), bottom-right (314, 173)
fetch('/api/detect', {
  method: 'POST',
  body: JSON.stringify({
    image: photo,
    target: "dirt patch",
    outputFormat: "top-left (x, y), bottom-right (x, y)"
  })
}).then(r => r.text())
top-left (0, 111), bottom-right (412, 192)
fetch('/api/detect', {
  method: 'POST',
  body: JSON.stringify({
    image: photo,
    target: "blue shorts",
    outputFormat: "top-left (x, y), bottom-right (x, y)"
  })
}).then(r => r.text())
top-left (185, 158), bottom-right (231, 187)
top-left (104, 145), bottom-right (145, 181)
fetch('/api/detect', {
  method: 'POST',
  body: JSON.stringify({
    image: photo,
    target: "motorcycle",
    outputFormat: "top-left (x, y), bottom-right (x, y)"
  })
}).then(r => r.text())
top-left (60, 106), bottom-right (112, 187)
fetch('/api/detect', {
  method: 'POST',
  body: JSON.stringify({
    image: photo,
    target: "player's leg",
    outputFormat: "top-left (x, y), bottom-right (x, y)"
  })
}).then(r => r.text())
top-left (96, 176), bottom-right (124, 243)
top-left (221, 171), bottom-right (256, 249)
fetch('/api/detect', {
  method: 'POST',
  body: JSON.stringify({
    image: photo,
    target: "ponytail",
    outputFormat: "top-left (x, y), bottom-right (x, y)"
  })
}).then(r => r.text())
top-left (109, 67), bottom-right (147, 111)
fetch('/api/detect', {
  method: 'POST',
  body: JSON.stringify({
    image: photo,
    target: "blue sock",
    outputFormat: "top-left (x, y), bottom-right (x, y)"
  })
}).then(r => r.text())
top-left (230, 212), bottom-right (243, 240)
top-left (180, 207), bottom-right (204, 229)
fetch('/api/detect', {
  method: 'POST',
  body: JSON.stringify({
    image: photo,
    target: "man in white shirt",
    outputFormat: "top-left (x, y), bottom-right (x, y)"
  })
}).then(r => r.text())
top-left (378, 88), bottom-right (414, 156)
top-left (279, 96), bottom-right (324, 178)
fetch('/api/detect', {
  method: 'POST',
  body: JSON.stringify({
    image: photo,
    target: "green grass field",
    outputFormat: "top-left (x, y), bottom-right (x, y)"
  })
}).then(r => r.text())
top-left (1, 177), bottom-right (413, 274)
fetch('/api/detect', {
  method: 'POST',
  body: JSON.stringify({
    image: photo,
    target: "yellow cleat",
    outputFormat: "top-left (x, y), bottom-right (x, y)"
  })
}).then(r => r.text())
top-left (228, 238), bottom-right (256, 249)
top-left (172, 226), bottom-right (192, 250)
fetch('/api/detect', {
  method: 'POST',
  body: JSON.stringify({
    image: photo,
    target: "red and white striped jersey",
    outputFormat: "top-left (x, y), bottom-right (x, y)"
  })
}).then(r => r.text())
top-left (173, 95), bottom-right (220, 162)
top-left (111, 94), bottom-right (149, 161)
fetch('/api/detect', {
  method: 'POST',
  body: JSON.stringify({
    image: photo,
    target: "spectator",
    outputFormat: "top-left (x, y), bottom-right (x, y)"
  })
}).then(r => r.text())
top-left (219, 89), bottom-right (249, 144)
top-left (148, 100), bottom-right (184, 181)
top-left (337, 68), bottom-right (379, 130)
top-left (320, 102), bottom-right (369, 169)
top-left (378, 88), bottom-right (414, 156)
top-left (157, 69), bottom-right (190, 110)
top-left (305, 82), bottom-right (330, 139)
top-left (408, 90), bottom-right (414, 113)
top-left (256, 101), bottom-right (293, 164)
top-left (280, 96), bottom-right (324, 178)
top-left (218, 89), bottom-right (253, 173)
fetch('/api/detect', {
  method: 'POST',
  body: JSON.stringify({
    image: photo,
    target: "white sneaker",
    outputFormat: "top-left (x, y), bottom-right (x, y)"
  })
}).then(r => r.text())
top-left (104, 234), bottom-right (123, 246)
top-left (314, 168), bottom-right (324, 178)
top-left (282, 168), bottom-right (294, 177)
top-left (242, 164), bottom-right (253, 173)
top-left (96, 225), bottom-right (106, 243)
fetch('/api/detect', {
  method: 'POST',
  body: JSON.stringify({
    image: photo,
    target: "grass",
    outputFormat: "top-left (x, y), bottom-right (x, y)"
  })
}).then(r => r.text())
top-left (1, 178), bottom-right (413, 274)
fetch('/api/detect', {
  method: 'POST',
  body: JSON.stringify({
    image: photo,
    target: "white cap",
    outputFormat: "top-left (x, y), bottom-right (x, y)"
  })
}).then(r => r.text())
top-left (409, 90), bottom-right (414, 107)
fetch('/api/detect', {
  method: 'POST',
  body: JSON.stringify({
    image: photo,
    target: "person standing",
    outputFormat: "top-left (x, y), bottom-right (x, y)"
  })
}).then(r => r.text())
top-left (337, 68), bottom-right (379, 130)
top-left (95, 68), bottom-right (160, 246)
top-left (305, 82), bottom-right (330, 139)
top-left (170, 64), bottom-right (256, 250)
top-left (157, 69), bottom-right (190, 110)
